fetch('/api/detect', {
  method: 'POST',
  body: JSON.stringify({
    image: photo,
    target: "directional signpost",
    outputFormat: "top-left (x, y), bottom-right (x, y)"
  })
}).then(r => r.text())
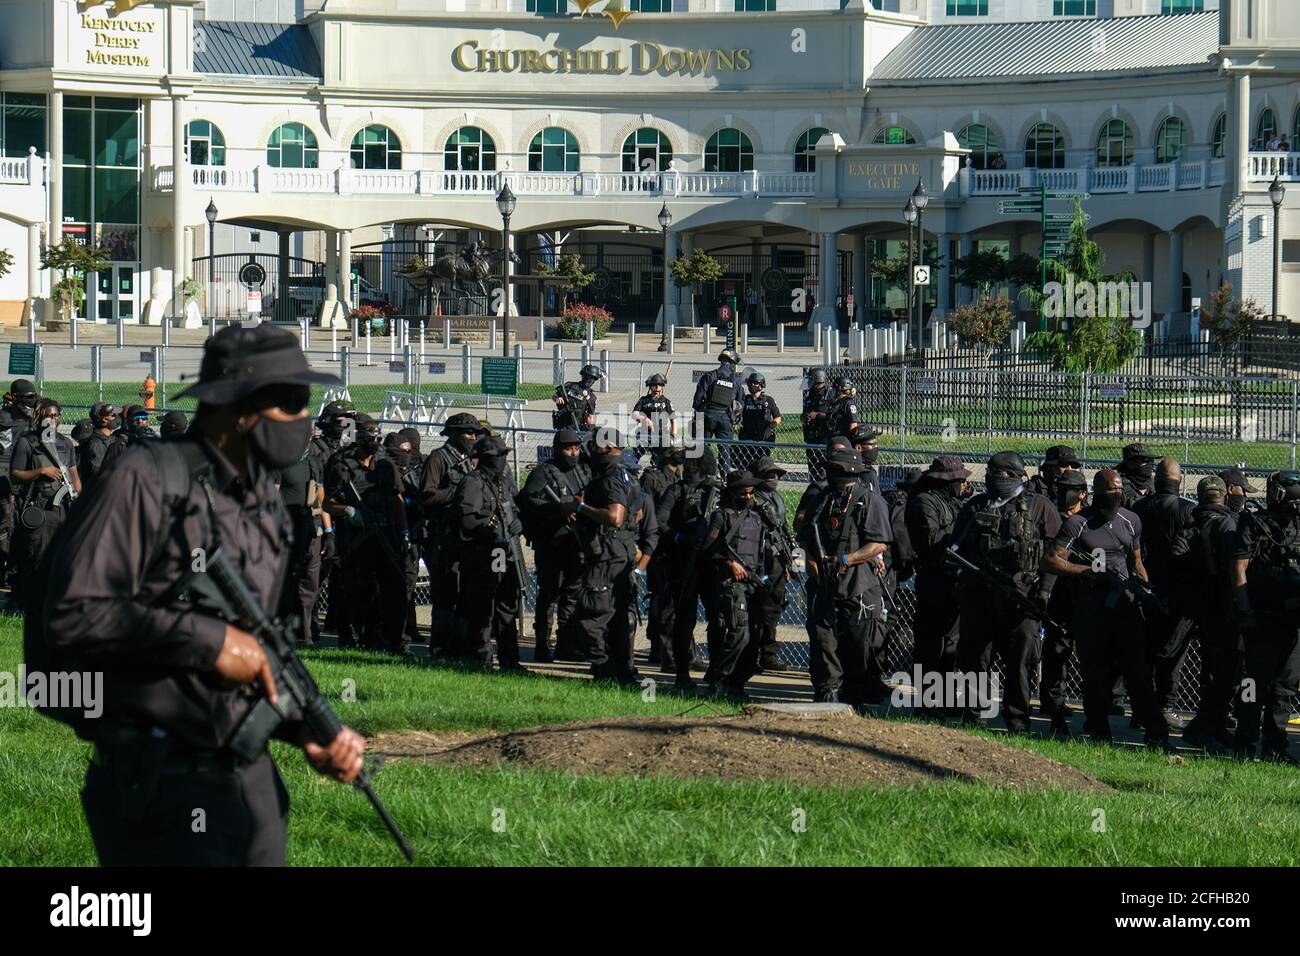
top-left (997, 184), bottom-right (1092, 331)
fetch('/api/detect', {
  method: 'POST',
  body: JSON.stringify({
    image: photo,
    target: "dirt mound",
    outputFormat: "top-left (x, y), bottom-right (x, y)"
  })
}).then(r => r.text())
top-left (374, 710), bottom-right (1107, 792)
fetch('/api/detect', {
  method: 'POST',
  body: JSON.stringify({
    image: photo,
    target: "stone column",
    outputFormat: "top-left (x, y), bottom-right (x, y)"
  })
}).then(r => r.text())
top-left (680, 231), bottom-right (695, 326)
top-left (278, 231), bottom-right (292, 323)
top-left (1234, 71), bottom-right (1251, 196)
top-left (339, 229), bottom-right (353, 308)
top-left (852, 232), bottom-right (868, 326)
top-left (811, 231), bottom-right (839, 330)
top-left (171, 93), bottom-right (188, 324)
top-left (661, 228), bottom-right (679, 332)
top-left (49, 91), bottom-right (62, 248)
top-left (1167, 229), bottom-right (1184, 322)
top-left (1143, 231), bottom-right (1156, 297)
top-left (937, 232), bottom-right (952, 316)
top-left (957, 234), bottom-right (974, 307)
top-left (325, 230), bottom-right (339, 301)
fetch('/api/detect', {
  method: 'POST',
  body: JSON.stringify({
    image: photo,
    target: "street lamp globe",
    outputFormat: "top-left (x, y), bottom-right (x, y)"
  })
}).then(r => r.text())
top-left (205, 198), bottom-right (218, 225)
top-left (495, 183), bottom-right (517, 219)
top-left (911, 179), bottom-right (929, 211)
top-left (903, 198), bottom-right (918, 224)
top-left (658, 203), bottom-right (672, 231)
top-left (1270, 174), bottom-right (1286, 208)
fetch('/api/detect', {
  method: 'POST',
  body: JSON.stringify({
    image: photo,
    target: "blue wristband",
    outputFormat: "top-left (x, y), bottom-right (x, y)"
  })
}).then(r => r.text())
top-left (838, 553), bottom-right (849, 568)
top-left (577, 501), bottom-right (586, 513)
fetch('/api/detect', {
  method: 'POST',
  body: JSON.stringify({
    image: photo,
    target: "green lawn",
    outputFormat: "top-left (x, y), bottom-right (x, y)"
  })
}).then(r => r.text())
top-left (4, 617), bottom-right (1300, 866)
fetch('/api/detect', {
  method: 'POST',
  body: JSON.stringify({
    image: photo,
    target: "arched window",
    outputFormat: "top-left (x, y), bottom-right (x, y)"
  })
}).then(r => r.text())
top-left (872, 126), bottom-right (916, 145)
top-left (528, 127), bottom-right (579, 172)
top-left (1024, 122), bottom-right (1065, 169)
top-left (1095, 119), bottom-right (1134, 167)
top-left (266, 122), bottom-right (318, 169)
top-left (1212, 113), bottom-right (1226, 159)
top-left (444, 126), bottom-right (496, 171)
top-left (1155, 117), bottom-right (1187, 164)
top-left (350, 125), bottom-right (402, 170)
top-left (794, 127), bottom-right (829, 172)
top-left (704, 128), bottom-right (754, 172)
top-left (1257, 108), bottom-right (1278, 146)
top-left (957, 124), bottom-right (1001, 170)
top-left (621, 128), bottom-right (673, 172)
top-left (185, 119), bottom-right (225, 166)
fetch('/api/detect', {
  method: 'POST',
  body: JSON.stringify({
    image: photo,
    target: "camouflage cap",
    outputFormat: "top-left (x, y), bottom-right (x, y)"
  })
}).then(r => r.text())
top-left (1197, 475), bottom-right (1227, 499)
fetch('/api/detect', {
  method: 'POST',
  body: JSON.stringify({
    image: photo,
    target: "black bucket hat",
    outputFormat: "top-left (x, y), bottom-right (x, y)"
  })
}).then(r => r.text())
top-left (174, 325), bottom-right (340, 404)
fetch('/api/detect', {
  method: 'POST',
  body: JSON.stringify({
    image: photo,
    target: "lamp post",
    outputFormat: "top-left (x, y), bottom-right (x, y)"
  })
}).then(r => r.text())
top-left (911, 179), bottom-right (930, 349)
top-left (496, 183), bottom-right (516, 357)
top-left (204, 197), bottom-right (218, 336)
top-left (903, 198), bottom-right (917, 351)
top-left (1270, 174), bottom-right (1286, 321)
top-left (657, 202), bottom-right (673, 351)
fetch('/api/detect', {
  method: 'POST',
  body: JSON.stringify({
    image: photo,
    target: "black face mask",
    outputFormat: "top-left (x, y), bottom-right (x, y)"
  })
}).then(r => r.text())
top-left (858, 447), bottom-right (880, 467)
top-left (1095, 492), bottom-right (1123, 518)
top-left (828, 474), bottom-right (856, 491)
top-left (762, 478), bottom-right (779, 493)
top-left (1056, 489), bottom-right (1085, 512)
top-left (1155, 478), bottom-right (1181, 496)
top-left (1127, 462), bottom-right (1153, 482)
top-left (987, 476), bottom-right (1022, 500)
top-left (388, 448), bottom-right (412, 471)
top-left (247, 416), bottom-right (313, 470)
top-left (735, 496), bottom-right (754, 510)
top-left (554, 452), bottom-right (577, 471)
top-left (17, 394), bottom-right (35, 410)
top-left (480, 455), bottom-right (507, 475)
top-left (322, 421), bottom-right (346, 441)
top-left (1227, 494), bottom-right (1246, 514)
top-left (358, 430), bottom-right (382, 452)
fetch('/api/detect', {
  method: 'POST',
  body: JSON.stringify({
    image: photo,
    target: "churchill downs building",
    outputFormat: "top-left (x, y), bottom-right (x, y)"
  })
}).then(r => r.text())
top-left (0, 0), bottom-right (1296, 334)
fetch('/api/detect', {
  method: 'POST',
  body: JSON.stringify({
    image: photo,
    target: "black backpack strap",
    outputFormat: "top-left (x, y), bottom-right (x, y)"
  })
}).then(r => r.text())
top-left (137, 438), bottom-right (212, 580)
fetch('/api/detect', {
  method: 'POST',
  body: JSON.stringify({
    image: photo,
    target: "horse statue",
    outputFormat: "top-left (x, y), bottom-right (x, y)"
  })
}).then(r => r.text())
top-left (423, 242), bottom-right (522, 298)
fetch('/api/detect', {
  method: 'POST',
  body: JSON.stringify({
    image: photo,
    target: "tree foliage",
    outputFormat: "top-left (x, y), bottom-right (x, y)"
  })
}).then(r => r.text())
top-left (0, 248), bottom-right (13, 281)
top-left (41, 241), bottom-right (110, 319)
top-left (669, 249), bottom-right (722, 289)
top-left (946, 297), bottom-right (1015, 348)
top-left (1201, 282), bottom-right (1268, 348)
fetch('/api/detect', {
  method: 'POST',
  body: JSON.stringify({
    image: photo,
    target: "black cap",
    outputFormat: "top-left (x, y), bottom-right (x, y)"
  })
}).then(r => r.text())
top-left (826, 447), bottom-right (866, 475)
top-left (1218, 467), bottom-right (1260, 493)
top-left (473, 435), bottom-right (510, 458)
top-left (725, 470), bottom-right (762, 490)
top-left (442, 412), bottom-right (484, 436)
top-left (160, 410), bottom-right (189, 436)
top-left (355, 413), bottom-right (380, 431)
top-left (320, 400), bottom-right (356, 421)
top-left (1056, 470), bottom-right (1089, 491)
top-left (988, 451), bottom-right (1027, 476)
top-left (850, 424), bottom-right (883, 444)
top-left (1121, 442), bottom-right (1157, 462)
top-left (554, 428), bottom-right (583, 447)
top-left (173, 324), bottom-right (341, 404)
top-left (925, 455), bottom-right (971, 480)
top-left (1043, 444), bottom-right (1082, 468)
top-left (752, 456), bottom-right (787, 478)
top-left (10, 379), bottom-right (33, 396)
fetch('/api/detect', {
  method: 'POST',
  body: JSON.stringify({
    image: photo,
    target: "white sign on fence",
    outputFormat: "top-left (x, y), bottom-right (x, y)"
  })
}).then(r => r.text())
top-left (913, 376), bottom-right (938, 394)
top-left (1097, 383), bottom-right (1127, 399)
top-left (427, 362), bottom-right (447, 374)
top-left (246, 290), bottom-right (262, 315)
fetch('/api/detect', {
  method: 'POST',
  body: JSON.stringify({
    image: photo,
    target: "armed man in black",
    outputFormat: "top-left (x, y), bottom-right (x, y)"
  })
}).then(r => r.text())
top-left (699, 471), bottom-right (766, 698)
top-left (0, 379), bottom-right (37, 589)
top-left (77, 403), bottom-right (119, 492)
top-left (1026, 444), bottom-right (1081, 500)
top-left (324, 414), bottom-right (408, 653)
top-left (383, 429), bottom-right (424, 646)
top-left (1039, 468), bottom-right (1088, 735)
top-left (631, 372), bottom-right (676, 464)
top-left (1131, 457), bottom-right (1195, 730)
top-left (950, 452), bottom-right (1061, 732)
top-left (738, 372), bottom-right (781, 452)
top-left (641, 445), bottom-right (684, 665)
top-left (610, 451), bottom-right (658, 678)
top-left (692, 349), bottom-right (742, 471)
top-left (751, 456), bottom-right (793, 673)
top-left (798, 446), bottom-right (893, 706)
top-left (1044, 468), bottom-right (1163, 746)
top-left (38, 323), bottom-right (363, 866)
top-left (1219, 466), bottom-right (1258, 517)
top-left (1117, 442), bottom-right (1157, 509)
top-left (275, 437), bottom-right (329, 646)
top-left (849, 423), bottom-right (884, 496)
top-left (1231, 470), bottom-right (1300, 763)
top-left (904, 455), bottom-right (969, 712)
top-left (453, 435), bottom-right (525, 670)
top-left (656, 448), bottom-right (719, 685)
top-left (565, 431), bottom-right (638, 683)
top-left (519, 428), bottom-right (589, 662)
top-left (825, 376), bottom-right (861, 440)
top-left (419, 413), bottom-right (484, 648)
top-left (1178, 476), bottom-right (1241, 750)
top-left (801, 368), bottom-right (833, 480)
top-left (552, 363), bottom-right (601, 432)
top-left (308, 400), bottom-right (354, 639)
top-left (10, 398), bottom-right (81, 598)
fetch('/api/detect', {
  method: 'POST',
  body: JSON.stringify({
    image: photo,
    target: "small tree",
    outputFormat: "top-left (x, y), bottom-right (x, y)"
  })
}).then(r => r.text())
top-left (947, 297), bottom-right (1014, 348)
top-left (1023, 201), bottom-right (1141, 373)
top-left (41, 241), bottom-right (110, 325)
top-left (951, 249), bottom-right (1009, 299)
top-left (0, 248), bottom-right (13, 281)
top-left (1201, 282), bottom-right (1267, 348)
top-left (538, 252), bottom-right (595, 310)
top-left (670, 249), bottom-right (722, 326)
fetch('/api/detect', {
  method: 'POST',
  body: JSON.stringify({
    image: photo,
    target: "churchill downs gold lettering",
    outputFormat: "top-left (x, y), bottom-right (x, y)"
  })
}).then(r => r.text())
top-left (451, 40), bottom-right (752, 75)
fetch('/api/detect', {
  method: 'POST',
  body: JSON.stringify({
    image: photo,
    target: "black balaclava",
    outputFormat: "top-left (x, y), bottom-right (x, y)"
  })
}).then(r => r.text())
top-left (1226, 493), bottom-right (1246, 514)
top-left (762, 477), bottom-right (779, 493)
top-left (1055, 485), bottom-right (1086, 512)
top-left (1155, 477), bottom-right (1181, 496)
top-left (248, 417), bottom-right (313, 470)
top-left (554, 447), bottom-right (578, 471)
top-left (480, 453), bottom-right (507, 475)
top-left (1095, 490), bottom-right (1123, 518)
top-left (986, 472), bottom-right (1023, 501)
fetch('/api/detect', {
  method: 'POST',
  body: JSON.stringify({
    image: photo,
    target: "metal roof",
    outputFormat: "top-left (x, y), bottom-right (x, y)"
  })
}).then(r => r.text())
top-left (194, 21), bottom-right (322, 81)
top-left (871, 11), bottom-right (1218, 82)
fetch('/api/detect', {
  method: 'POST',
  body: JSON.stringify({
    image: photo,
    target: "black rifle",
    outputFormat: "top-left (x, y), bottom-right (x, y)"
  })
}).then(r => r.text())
top-left (195, 547), bottom-right (416, 862)
top-left (342, 478), bottom-right (407, 576)
top-left (38, 435), bottom-right (77, 507)
top-left (944, 546), bottom-right (1065, 633)
top-left (1065, 542), bottom-right (1169, 616)
top-left (491, 475), bottom-right (529, 640)
top-left (755, 491), bottom-right (794, 576)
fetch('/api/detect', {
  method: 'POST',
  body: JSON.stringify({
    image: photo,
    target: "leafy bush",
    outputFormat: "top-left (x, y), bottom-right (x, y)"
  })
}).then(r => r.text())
top-left (1202, 283), bottom-right (1268, 347)
top-left (555, 302), bottom-right (614, 340)
top-left (352, 303), bottom-right (392, 334)
top-left (946, 297), bottom-right (1014, 347)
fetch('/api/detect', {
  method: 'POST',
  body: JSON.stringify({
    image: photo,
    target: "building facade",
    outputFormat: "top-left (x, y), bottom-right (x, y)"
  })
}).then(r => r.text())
top-left (0, 0), bottom-right (1294, 331)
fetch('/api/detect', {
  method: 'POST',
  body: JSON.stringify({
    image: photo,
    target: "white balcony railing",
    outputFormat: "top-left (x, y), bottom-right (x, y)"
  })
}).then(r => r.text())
top-left (1248, 151), bottom-right (1300, 182)
top-left (0, 148), bottom-right (44, 187)
top-left (149, 165), bottom-right (816, 199)
top-left (965, 160), bottom-right (1227, 198)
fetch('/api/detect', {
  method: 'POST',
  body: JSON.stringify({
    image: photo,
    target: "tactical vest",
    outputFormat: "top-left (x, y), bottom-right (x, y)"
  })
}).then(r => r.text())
top-left (802, 389), bottom-right (831, 442)
top-left (722, 506), bottom-right (765, 570)
top-left (741, 395), bottom-right (775, 439)
top-left (828, 398), bottom-right (858, 437)
top-left (968, 494), bottom-right (1044, 575)
top-left (707, 374), bottom-right (736, 412)
top-left (1247, 511), bottom-right (1300, 607)
top-left (555, 383), bottom-right (592, 427)
top-left (821, 484), bottom-right (871, 557)
top-left (430, 445), bottom-right (469, 512)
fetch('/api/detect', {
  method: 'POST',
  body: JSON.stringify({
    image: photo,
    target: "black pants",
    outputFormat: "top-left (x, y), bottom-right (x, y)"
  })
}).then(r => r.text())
top-left (668, 559), bottom-right (712, 678)
top-left (338, 538), bottom-right (408, 653)
top-left (1073, 590), bottom-right (1161, 740)
top-left (1189, 608), bottom-right (1241, 737)
top-left (1234, 615), bottom-right (1300, 755)
top-left (646, 558), bottom-right (675, 664)
top-left (709, 579), bottom-right (759, 691)
top-left (13, 505), bottom-right (65, 601)
top-left (911, 570), bottom-right (961, 707)
top-left (751, 574), bottom-right (787, 667)
top-left (454, 548), bottom-right (521, 667)
top-left (533, 543), bottom-right (578, 653)
top-left (572, 556), bottom-right (634, 679)
top-left (956, 585), bottom-right (1039, 730)
top-left (606, 566), bottom-right (639, 679)
top-left (702, 412), bottom-right (733, 474)
top-left (82, 751), bottom-right (288, 867)
top-left (1148, 606), bottom-right (1196, 715)
top-left (424, 533), bottom-right (460, 652)
top-left (808, 584), bottom-right (886, 705)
